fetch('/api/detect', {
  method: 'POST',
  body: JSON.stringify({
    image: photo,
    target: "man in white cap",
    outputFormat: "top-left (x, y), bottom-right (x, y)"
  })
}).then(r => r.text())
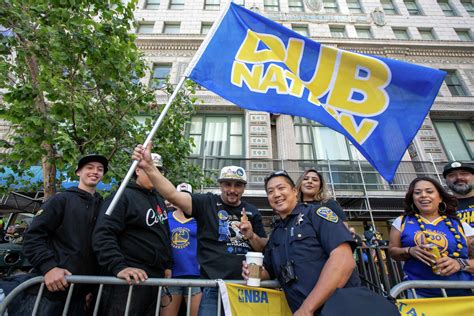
top-left (443, 161), bottom-right (474, 228)
top-left (93, 152), bottom-right (172, 315)
top-left (132, 143), bottom-right (267, 316)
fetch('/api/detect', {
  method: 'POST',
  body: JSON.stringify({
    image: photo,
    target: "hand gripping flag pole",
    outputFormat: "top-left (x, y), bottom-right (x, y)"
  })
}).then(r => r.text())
top-left (105, 3), bottom-right (231, 216)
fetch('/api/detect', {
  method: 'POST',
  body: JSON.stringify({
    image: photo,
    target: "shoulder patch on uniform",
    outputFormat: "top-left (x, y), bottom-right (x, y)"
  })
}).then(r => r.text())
top-left (316, 207), bottom-right (339, 223)
top-left (35, 209), bottom-right (44, 216)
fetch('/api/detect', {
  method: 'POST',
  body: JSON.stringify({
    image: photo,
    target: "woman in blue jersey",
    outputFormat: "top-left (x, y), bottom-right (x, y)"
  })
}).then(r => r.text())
top-left (389, 177), bottom-right (473, 298)
top-left (161, 183), bottom-right (202, 316)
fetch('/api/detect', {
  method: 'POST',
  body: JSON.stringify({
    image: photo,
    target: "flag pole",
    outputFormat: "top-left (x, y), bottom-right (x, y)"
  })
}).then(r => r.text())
top-left (105, 76), bottom-right (187, 216)
top-left (106, 2), bottom-right (233, 216)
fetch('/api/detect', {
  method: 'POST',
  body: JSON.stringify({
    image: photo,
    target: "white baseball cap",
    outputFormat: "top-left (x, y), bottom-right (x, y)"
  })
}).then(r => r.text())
top-left (177, 182), bottom-right (192, 193)
top-left (151, 153), bottom-right (163, 168)
top-left (218, 166), bottom-right (247, 184)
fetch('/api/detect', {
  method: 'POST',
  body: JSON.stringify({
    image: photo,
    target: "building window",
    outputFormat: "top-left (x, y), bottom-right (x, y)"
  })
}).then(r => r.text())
top-left (404, 0), bottom-right (421, 15)
top-left (393, 28), bottom-right (410, 39)
top-left (419, 28), bottom-right (435, 40)
top-left (461, 0), bottom-right (474, 16)
top-left (433, 121), bottom-right (474, 160)
top-left (201, 22), bottom-right (212, 35)
top-left (455, 29), bottom-right (472, 41)
top-left (381, 0), bottom-right (398, 15)
top-left (169, 0), bottom-right (185, 9)
top-left (145, 0), bottom-right (160, 9)
top-left (163, 22), bottom-right (180, 34)
top-left (264, 0), bottom-right (280, 11)
top-left (438, 0), bottom-right (457, 16)
top-left (355, 26), bottom-right (372, 39)
top-left (150, 64), bottom-right (171, 89)
top-left (323, 0), bottom-right (339, 13)
top-left (292, 24), bottom-right (309, 36)
top-left (188, 116), bottom-right (244, 157)
top-left (204, 0), bottom-right (220, 10)
top-left (137, 23), bottom-right (154, 34)
top-left (347, 0), bottom-right (363, 13)
top-left (289, 0), bottom-right (305, 12)
top-left (294, 117), bottom-right (351, 160)
top-left (443, 70), bottom-right (467, 96)
top-left (330, 25), bottom-right (346, 37)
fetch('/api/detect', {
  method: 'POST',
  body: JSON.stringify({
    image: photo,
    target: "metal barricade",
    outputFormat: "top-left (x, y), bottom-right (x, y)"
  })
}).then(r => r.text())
top-left (354, 246), bottom-right (405, 295)
top-left (390, 280), bottom-right (474, 299)
top-left (0, 276), bottom-right (280, 316)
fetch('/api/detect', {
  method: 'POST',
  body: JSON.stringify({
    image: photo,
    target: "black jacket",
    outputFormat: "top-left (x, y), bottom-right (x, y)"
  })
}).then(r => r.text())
top-left (92, 182), bottom-right (172, 278)
top-left (23, 187), bottom-right (102, 276)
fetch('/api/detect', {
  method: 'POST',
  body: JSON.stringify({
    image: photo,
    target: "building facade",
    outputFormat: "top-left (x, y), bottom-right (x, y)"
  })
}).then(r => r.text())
top-left (2, 0), bottom-right (473, 235)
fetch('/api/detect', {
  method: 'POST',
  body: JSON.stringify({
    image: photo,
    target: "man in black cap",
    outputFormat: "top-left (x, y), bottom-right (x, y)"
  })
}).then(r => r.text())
top-left (18, 154), bottom-right (108, 315)
top-left (443, 161), bottom-right (474, 228)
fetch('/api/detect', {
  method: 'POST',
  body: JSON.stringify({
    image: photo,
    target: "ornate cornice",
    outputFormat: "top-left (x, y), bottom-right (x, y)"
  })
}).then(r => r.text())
top-left (136, 36), bottom-right (474, 58)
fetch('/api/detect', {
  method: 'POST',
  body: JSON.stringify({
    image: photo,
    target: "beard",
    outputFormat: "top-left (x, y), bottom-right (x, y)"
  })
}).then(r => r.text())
top-left (447, 181), bottom-right (473, 195)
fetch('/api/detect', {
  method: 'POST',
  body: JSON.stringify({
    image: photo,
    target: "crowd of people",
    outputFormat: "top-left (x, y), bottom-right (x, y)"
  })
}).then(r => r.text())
top-left (0, 145), bottom-right (472, 315)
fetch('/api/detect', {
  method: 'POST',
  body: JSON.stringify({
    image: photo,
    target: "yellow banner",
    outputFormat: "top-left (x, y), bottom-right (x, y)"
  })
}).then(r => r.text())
top-left (221, 283), bottom-right (292, 316)
top-left (397, 296), bottom-right (473, 316)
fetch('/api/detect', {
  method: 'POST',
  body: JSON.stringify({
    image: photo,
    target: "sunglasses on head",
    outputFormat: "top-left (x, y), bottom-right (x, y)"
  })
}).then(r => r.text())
top-left (264, 170), bottom-right (295, 187)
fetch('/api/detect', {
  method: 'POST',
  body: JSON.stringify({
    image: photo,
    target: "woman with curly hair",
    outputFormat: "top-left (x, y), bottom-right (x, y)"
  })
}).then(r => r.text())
top-left (296, 169), bottom-right (348, 225)
top-left (389, 176), bottom-right (474, 298)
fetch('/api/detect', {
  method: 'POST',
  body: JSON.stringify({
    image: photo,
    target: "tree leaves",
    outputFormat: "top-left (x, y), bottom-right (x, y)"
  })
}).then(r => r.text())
top-left (0, 0), bottom-right (208, 197)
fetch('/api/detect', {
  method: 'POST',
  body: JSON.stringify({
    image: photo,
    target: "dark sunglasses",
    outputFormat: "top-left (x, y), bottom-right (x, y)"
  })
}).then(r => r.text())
top-left (264, 170), bottom-right (295, 188)
top-left (160, 286), bottom-right (173, 307)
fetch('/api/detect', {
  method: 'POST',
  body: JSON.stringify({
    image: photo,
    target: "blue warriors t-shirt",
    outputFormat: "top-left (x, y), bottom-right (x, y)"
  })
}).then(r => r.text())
top-left (168, 211), bottom-right (200, 277)
top-left (457, 196), bottom-right (474, 228)
top-left (398, 215), bottom-right (472, 297)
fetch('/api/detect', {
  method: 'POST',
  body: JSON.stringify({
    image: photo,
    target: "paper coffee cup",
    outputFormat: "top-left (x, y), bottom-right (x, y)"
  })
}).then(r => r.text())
top-left (245, 252), bottom-right (264, 287)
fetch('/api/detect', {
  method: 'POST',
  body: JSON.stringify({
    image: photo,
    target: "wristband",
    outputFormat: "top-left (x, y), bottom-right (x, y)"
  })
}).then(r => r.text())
top-left (407, 247), bottom-right (412, 256)
top-left (456, 258), bottom-right (469, 271)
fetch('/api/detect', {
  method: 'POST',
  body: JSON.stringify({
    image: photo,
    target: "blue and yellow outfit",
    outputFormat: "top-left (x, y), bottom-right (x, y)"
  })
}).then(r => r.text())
top-left (168, 211), bottom-right (200, 277)
top-left (168, 211), bottom-right (201, 296)
top-left (263, 203), bottom-right (361, 313)
top-left (398, 215), bottom-right (473, 297)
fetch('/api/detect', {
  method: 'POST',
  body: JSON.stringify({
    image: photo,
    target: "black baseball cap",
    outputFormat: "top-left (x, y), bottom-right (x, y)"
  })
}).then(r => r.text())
top-left (442, 161), bottom-right (474, 178)
top-left (76, 154), bottom-right (109, 174)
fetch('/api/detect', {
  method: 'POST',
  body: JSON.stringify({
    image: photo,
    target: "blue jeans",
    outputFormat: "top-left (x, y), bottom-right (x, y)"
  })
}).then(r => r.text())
top-left (197, 287), bottom-right (223, 316)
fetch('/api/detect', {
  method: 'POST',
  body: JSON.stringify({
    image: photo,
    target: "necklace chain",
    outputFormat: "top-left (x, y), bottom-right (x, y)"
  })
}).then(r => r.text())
top-left (414, 214), bottom-right (463, 258)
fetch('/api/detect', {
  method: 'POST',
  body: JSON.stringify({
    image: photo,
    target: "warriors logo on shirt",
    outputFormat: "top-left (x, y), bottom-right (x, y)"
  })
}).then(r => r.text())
top-left (414, 230), bottom-right (448, 254)
top-left (171, 227), bottom-right (191, 249)
top-left (217, 210), bottom-right (249, 254)
top-left (457, 207), bottom-right (474, 228)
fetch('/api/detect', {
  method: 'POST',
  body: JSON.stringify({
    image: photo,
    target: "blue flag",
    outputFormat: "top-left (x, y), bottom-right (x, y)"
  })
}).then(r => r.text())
top-left (185, 2), bottom-right (446, 182)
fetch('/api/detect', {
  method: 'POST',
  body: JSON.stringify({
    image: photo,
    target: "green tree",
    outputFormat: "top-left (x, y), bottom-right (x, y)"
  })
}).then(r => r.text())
top-left (0, 0), bottom-right (207, 198)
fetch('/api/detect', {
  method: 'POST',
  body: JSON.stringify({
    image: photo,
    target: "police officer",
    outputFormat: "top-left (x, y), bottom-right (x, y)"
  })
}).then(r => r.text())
top-left (243, 170), bottom-right (361, 315)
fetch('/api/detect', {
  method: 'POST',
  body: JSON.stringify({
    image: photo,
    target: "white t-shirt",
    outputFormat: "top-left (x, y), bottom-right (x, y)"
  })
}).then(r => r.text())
top-left (392, 215), bottom-right (474, 237)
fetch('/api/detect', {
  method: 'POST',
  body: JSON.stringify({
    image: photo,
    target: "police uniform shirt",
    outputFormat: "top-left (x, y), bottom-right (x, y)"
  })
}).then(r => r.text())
top-left (191, 193), bottom-right (267, 280)
top-left (303, 198), bottom-right (348, 222)
top-left (457, 196), bottom-right (474, 228)
top-left (263, 203), bottom-right (361, 312)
